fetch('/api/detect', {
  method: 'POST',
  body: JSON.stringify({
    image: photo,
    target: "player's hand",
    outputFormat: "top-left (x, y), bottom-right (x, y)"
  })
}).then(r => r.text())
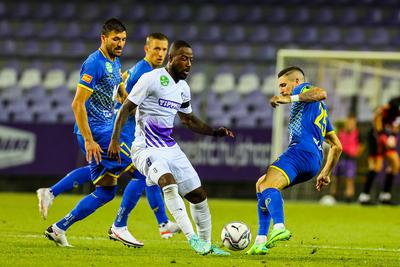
top-left (85, 139), bottom-right (103, 165)
top-left (270, 95), bottom-right (291, 108)
top-left (315, 173), bottom-right (331, 191)
top-left (107, 139), bottom-right (121, 164)
top-left (213, 127), bottom-right (235, 138)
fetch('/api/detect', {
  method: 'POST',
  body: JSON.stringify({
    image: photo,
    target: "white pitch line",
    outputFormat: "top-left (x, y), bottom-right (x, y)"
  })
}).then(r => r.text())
top-left (2, 234), bottom-right (400, 253)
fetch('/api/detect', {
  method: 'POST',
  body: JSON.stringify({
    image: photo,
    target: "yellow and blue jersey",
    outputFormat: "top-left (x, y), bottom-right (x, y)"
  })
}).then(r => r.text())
top-left (288, 82), bottom-right (334, 159)
top-left (271, 82), bottom-right (334, 187)
top-left (116, 59), bottom-right (153, 141)
top-left (74, 49), bottom-right (123, 136)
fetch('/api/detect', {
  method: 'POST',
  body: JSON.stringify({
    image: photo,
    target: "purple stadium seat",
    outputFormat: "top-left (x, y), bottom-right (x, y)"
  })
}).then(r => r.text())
top-left (271, 26), bottom-right (293, 43)
top-left (131, 24), bottom-right (150, 40)
top-left (122, 4), bottom-right (145, 21)
top-left (296, 26), bottom-right (318, 44)
top-left (33, 3), bottom-right (53, 19)
top-left (58, 3), bottom-right (76, 20)
top-left (38, 23), bottom-right (58, 39)
top-left (320, 27), bottom-right (342, 45)
top-left (191, 42), bottom-right (205, 59)
top-left (197, 5), bottom-right (217, 22)
top-left (67, 41), bottom-right (86, 57)
top-left (212, 43), bottom-right (229, 60)
top-left (174, 5), bottom-right (193, 22)
top-left (289, 7), bottom-right (310, 24)
top-left (13, 112), bottom-right (34, 123)
top-left (312, 8), bottom-right (334, 25)
top-left (0, 20), bottom-right (10, 37)
top-left (224, 25), bottom-right (245, 43)
top-left (37, 112), bottom-right (59, 123)
top-left (368, 28), bottom-right (390, 46)
top-left (256, 45), bottom-right (276, 61)
top-left (150, 6), bottom-right (170, 21)
top-left (179, 25), bottom-right (198, 41)
top-left (62, 22), bottom-right (81, 39)
top-left (105, 6), bottom-right (122, 18)
top-left (200, 25), bottom-right (221, 41)
top-left (1, 86), bottom-right (22, 103)
top-left (242, 6), bottom-right (262, 23)
top-left (0, 2), bottom-right (6, 18)
top-left (47, 41), bottom-right (63, 56)
top-left (344, 27), bottom-right (365, 45)
top-left (13, 2), bottom-right (30, 19)
top-left (248, 26), bottom-right (269, 43)
top-left (336, 8), bottom-right (358, 25)
top-left (219, 6), bottom-right (240, 22)
top-left (1, 40), bottom-right (16, 55)
top-left (234, 45), bottom-right (252, 60)
top-left (265, 7), bottom-right (287, 23)
top-left (23, 40), bottom-right (40, 56)
top-left (15, 22), bottom-right (35, 38)
top-left (24, 85), bottom-right (46, 103)
top-left (361, 9), bottom-right (383, 26)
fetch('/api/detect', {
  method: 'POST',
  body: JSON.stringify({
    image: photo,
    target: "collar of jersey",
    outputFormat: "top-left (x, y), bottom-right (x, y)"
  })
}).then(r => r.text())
top-left (98, 48), bottom-right (115, 62)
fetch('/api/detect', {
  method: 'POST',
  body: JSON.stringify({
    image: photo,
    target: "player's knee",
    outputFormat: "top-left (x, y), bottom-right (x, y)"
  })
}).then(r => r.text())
top-left (185, 187), bottom-right (207, 204)
top-left (94, 186), bottom-right (118, 204)
top-left (162, 184), bottom-right (179, 200)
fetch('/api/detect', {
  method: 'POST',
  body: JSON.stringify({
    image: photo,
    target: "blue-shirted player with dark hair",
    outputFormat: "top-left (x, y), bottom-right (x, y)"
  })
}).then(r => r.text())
top-left (43, 18), bottom-right (141, 247)
top-left (39, 33), bottom-right (179, 246)
top-left (246, 66), bottom-right (343, 255)
top-left (109, 33), bottom-right (181, 246)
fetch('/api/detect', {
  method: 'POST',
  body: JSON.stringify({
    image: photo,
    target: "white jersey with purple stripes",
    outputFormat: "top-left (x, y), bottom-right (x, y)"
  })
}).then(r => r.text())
top-left (127, 68), bottom-right (192, 149)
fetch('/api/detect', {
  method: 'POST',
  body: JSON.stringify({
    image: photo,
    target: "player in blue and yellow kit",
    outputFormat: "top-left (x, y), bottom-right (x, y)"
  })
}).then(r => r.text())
top-left (246, 66), bottom-right (343, 255)
top-left (43, 18), bottom-right (139, 247)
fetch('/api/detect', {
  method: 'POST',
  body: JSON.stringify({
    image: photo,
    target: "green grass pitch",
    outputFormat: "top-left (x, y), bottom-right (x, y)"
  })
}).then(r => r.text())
top-left (0, 192), bottom-right (399, 267)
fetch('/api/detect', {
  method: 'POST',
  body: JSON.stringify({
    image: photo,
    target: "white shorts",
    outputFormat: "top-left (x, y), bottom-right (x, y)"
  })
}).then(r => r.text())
top-left (131, 144), bottom-right (201, 196)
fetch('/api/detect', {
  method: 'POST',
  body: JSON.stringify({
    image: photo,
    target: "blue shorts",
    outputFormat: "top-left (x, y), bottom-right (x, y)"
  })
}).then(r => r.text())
top-left (76, 132), bottom-right (133, 184)
top-left (271, 146), bottom-right (322, 188)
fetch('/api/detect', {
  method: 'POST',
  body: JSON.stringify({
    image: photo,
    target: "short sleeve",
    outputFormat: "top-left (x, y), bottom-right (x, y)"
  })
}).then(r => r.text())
top-left (179, 83), bottom-right (192, 114)
top-left (326, 116), bottom-right (334, 134)
top-left (127, 72), bottom-right (152, 106)
top-left (78, 59), bottom-right (103, 92)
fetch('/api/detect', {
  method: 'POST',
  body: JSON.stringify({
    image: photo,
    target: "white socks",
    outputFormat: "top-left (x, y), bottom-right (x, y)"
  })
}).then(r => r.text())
top-left (162, 184), bottom-right (195, 240)
top-left (190, 199), bottom-right (212, 244)
top-left (273, 223), bottom-right (285, 230)
top-left (255, 235), bottom-right (267, 245)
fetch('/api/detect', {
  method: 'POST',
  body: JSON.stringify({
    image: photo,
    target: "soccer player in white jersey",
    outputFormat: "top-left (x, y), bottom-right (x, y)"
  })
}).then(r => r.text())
top-left (108, 40), bottom-right (234, 255)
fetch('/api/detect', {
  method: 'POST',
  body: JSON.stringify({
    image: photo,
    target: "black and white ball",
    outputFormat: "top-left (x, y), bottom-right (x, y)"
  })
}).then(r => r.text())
top-left (221, 221), bottom-right (251, 251)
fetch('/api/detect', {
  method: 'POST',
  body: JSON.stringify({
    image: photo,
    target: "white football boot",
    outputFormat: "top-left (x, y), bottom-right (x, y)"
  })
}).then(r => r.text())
top-left (159, 221), bottom-right (181, 239)
top-left (108, 224), bottom-right (144, 248)
top-left (44, 224), bottom-right (72, 247)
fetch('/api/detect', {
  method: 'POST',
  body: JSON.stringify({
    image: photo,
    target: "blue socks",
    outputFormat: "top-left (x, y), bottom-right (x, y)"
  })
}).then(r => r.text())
top-left (261, 188), bottom-right (284, 225)
top-left (146, 185), bottom-right (168, 224)
top-left (114, 170), bottom-right (169, 227)
top-left (114, 175), bottom-right (145, 227)
top-left (56, 186), bottom-right (117, 231)
top-left (257, 192), bottom-right (271, 235)
top-left (51, 166), bottom-right (91, 197)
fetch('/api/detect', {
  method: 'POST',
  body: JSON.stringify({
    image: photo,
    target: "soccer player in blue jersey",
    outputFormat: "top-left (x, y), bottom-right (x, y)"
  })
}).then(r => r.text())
top-left (246, 66), bottom-right (342, 255)
top-left (43, 18), bottom-right (142, 247)
top-left (37, 33), bottom-right (179, 243)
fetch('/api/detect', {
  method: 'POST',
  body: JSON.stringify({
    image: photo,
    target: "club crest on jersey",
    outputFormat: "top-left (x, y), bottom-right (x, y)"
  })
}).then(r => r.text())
top-left (160, 75), bottom-right (169, 86)
top-left (105, 62), bottom-right (113, 73)
top-left (159, 98), bottom-right (180, 110)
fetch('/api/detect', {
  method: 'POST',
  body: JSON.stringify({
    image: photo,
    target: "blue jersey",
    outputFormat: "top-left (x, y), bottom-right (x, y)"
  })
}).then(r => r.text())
top-left (288, 82), bottom-right (334, 159)
top-left (117, 58), bottom-right (153, 140)
top-left (74, 49), bottom-right (123, 136)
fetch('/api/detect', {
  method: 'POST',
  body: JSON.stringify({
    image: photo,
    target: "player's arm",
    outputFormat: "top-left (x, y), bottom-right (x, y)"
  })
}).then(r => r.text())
top-left (373, 107), bottom-right (384, 132)
top-left (270, 86), bottom-right (327, 108)
top-left (108, 99), bottom-right (138, 163)
top-left (178, 111), bottom-right (235, 138)
top-left (71, 86), bottom-right (103, 165)
top-left (116, 82), bottom-right (128, 104)
top-left (315, 132), bottom-right (343, 191)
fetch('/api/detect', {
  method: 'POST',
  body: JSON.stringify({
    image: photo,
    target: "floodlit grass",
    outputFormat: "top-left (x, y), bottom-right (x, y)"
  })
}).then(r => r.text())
top-left (0, 193), bottom-right (399, 266)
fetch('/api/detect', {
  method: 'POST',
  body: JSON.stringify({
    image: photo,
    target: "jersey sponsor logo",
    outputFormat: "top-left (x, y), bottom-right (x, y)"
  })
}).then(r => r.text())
top-left (106, 62), bottom-right (113, 73)
top-left (160, 75), bottom-right (169, 86)
top-left (0, 126), bottom-right (36, 169)
top-left (82, 74), bottom-right (93, 84)
top-left (146, 157), bottom-right (152, 167)
top-left (159, 98), bottom-right (181, 110)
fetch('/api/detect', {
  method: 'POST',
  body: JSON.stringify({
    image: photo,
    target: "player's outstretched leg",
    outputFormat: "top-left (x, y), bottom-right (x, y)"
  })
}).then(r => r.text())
top-left (162, 184), bottom-right (211, 255)
top-left (246, 192), bottom-right (270, 255)
top-left (45, 185), bottom-right (117, 247)
top-left (262, 188), bottom-right (292, 248)
top-left (37, 166), bottom-right (91, 219)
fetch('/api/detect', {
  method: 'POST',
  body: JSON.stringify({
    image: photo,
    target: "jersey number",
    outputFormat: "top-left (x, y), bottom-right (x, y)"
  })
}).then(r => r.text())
top-left (314, 103), bottom-right (327, 137)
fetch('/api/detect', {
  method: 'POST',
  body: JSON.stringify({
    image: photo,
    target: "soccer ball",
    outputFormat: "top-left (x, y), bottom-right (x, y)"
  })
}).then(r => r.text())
top-left (221, 221), bottom-right (251, 251)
